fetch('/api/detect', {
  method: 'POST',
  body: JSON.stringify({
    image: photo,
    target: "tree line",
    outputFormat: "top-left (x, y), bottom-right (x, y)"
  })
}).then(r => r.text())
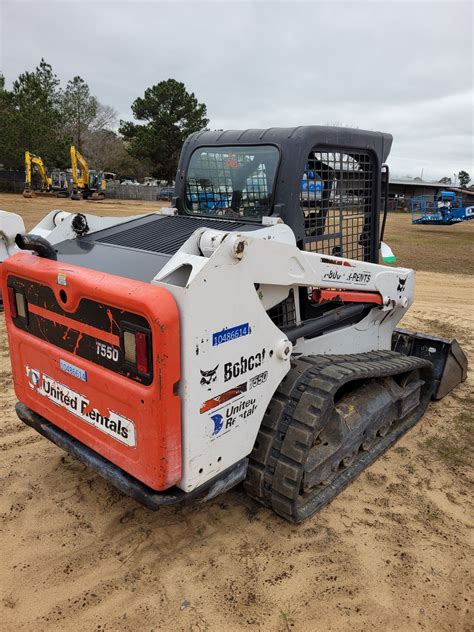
top-left (1, 61), bottom-right (471, 188)
top-left (0, 59), bottom-right (209, 182)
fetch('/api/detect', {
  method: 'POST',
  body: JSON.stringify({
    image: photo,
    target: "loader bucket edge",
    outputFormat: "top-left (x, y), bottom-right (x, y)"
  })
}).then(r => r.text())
top-left (392, 328), bottom-right (468, 400)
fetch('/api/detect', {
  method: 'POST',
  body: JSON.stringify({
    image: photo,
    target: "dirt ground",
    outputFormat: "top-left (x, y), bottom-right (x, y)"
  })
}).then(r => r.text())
top-left (0, 193), bottom-right (472, 631)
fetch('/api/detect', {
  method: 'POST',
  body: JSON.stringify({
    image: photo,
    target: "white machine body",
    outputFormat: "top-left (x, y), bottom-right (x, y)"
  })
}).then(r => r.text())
top-left (0, 209), bottom-right (415, 492)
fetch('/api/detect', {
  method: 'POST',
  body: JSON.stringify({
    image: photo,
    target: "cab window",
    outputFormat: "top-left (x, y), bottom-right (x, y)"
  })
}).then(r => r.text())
top-left (185, 145), bottom-right (279, 219)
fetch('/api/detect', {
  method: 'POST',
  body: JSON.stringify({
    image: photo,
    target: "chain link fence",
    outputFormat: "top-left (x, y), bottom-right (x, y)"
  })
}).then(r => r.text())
top-left (105, 183), bottom-right (162, 201)
top-left (0, 172), bottom-right (174, 201)
top-left (0, 170), bottom-right (24, 193)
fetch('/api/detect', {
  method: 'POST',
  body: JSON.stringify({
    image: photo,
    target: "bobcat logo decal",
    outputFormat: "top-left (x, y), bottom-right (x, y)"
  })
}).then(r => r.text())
top-left (200, 365), bottom-right (219, 389)
top-left (397, 277), bottom-right (407, 292)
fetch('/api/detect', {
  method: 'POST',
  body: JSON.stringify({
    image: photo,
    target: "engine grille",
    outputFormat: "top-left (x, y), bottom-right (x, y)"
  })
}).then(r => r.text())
top-left (92, 215), bottom-right (255, 255)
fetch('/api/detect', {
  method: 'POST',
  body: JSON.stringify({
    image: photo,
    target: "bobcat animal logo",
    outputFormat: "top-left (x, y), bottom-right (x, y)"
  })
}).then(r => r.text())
top-left (200, 365), bottom-right (219, 388)
top-left (397, 277), bottom-right (407, 292)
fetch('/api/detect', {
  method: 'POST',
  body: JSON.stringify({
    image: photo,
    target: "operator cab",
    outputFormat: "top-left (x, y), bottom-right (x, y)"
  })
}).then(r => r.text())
top-left (174, 126), bottom-right (391, 265)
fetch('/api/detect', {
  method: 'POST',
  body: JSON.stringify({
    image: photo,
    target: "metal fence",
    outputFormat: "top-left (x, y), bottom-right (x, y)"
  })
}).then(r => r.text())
top-left (104, 183), bottom-right (164, 201)
top-left (0, 175), bottom-right (173, 201)
top-left (0, 170), bottom-right (24, 193)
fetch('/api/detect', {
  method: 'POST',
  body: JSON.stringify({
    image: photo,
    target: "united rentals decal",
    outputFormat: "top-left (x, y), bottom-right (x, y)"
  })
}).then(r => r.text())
top-left (207, 397), bottom-right (257, 441)
top-left (25, 366), bottom-right (136, 447)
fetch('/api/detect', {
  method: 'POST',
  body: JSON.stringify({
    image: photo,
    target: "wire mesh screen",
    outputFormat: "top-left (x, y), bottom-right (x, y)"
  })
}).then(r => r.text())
top-left (185, 145), bottom-right (279, 219)
top-left (301, 149), bottom-right (375, 261)
top-left (267, 289), bottom-right (297, 328)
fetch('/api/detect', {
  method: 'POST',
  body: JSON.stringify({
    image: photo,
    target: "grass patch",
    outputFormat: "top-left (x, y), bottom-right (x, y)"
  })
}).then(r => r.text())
top-left (424, 412), bottom-right (473, 468)
top-left (383, 212), bottom-right (474, 276)
top-left (417, 503), bottom-right (441, 524)
top-left (393, 446), bottom-right (409, 455)
top-left (280, 608), bottom-right (297, 630)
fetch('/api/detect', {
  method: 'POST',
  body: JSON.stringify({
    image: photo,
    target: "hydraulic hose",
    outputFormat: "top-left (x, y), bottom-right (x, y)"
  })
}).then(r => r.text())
top-left (285, 303), bottom-right (371, 343)
top-left (15, 233), bottom-right (57, 261)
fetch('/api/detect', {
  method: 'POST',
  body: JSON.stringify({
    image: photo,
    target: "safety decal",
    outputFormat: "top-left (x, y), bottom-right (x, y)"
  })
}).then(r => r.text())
top-left (212, 322), bottom-right (250, 347)
top-left (25, 366), bottom-right (136, 447)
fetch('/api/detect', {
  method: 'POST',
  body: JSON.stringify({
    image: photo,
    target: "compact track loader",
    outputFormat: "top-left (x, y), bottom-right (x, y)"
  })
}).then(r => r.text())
top-left (0, 126), bottom-right (467, 522)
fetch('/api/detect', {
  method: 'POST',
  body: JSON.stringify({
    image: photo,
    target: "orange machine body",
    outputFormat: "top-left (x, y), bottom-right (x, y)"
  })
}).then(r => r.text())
top-left (2, 252), bottom-right (181, 490)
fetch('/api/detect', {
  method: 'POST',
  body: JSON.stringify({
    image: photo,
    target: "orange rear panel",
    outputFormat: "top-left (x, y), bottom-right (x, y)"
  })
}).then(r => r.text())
top-left (2, 252), bottom-right (181, 490)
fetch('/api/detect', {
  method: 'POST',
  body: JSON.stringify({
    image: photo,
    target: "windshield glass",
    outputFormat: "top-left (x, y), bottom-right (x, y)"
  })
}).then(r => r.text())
top-left (185, 145), bottom-right (279, 219)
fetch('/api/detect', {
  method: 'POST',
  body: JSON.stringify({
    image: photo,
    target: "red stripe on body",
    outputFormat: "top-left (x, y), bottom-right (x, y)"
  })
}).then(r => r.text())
top-left (28, 303), bottom-right (120, 347)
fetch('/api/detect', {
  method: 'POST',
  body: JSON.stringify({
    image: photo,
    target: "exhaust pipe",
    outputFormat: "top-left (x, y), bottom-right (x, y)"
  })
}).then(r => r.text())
top-left (15, 233), bottom-right (57, 261)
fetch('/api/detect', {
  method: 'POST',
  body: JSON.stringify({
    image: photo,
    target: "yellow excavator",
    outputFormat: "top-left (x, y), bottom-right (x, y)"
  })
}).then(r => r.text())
top-left (23, 152), bottom-right (68, 198)
top-left (70, 146), bottom-right (106, 200)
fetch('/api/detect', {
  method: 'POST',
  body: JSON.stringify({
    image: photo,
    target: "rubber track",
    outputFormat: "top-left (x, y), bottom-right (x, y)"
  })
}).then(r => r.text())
top-left (244, 350), bottom-right (433, 522)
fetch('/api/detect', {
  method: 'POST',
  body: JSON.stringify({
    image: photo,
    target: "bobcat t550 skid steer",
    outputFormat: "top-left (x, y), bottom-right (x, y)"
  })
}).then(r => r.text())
top-left (1, 126), bottom-right (467, 522)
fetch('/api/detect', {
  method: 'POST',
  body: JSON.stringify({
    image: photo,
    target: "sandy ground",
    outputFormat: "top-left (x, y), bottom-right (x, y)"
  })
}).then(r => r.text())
top-left (0, 194), bottom-right (472, 631)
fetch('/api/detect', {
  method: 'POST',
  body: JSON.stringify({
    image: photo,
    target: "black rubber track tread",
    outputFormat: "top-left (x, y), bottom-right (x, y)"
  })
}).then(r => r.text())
top-left (244, 351), bottom-right (433, 522)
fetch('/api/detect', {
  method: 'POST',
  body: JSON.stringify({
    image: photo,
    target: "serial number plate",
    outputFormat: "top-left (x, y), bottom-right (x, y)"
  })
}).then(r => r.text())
top-left (212, 323), bottom-right (250, 346)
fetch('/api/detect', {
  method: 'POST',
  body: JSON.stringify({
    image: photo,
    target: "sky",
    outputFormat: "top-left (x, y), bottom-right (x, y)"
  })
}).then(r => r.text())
top-left (1, 0), bottom-right (473, 181)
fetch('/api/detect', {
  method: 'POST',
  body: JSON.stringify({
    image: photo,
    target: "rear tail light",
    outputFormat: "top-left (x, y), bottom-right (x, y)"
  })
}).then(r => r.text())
top-left (123, 330), bottom-right (137, 364)
top-left (135, 331), bottom-right (149, 374)
top-left (7, 286), bottom-right (17, 318)
top-left (122, 325), bottom-right (151, 375)
top-left (7, 286), bottom-right (28, 321)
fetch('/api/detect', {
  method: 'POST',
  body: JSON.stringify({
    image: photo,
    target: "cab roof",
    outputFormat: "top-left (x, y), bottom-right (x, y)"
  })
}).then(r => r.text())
top-left (179, 125), bottom-right (392, 161)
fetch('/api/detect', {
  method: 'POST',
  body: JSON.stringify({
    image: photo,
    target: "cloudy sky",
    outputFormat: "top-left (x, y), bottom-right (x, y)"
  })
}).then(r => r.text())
top-left (1, 0), bottom-right (472, 181)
